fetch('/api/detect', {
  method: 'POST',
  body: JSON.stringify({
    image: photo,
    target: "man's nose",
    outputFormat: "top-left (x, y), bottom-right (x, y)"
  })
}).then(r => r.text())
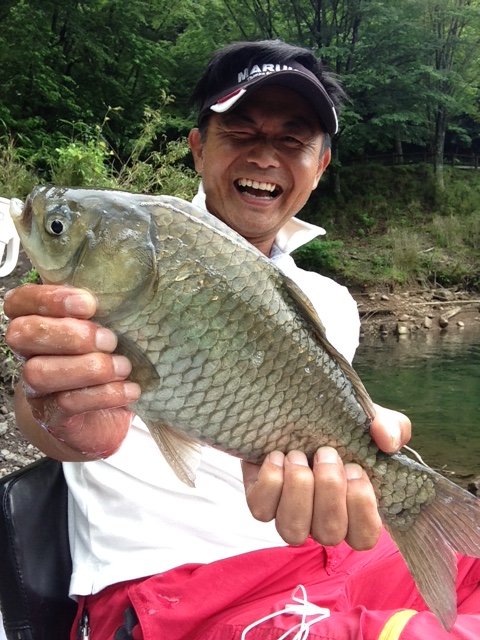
top-left (246, 138), bottom-right (280, 168)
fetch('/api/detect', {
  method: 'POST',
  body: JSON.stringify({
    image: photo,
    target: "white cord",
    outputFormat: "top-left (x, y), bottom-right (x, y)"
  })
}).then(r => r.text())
top-left (241, 584), bottom-right (330, 640)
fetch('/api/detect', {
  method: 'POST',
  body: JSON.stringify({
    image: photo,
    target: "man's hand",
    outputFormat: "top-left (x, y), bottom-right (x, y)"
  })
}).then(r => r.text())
top-left (242, 405), bottom-right (411, 550)
top-left (5, 284), bottom-right (141, 460)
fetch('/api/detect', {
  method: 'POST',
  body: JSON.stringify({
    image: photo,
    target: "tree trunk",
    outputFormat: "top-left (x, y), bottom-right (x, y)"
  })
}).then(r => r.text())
top-left (433, 106), bottom-right (448, 192)
top-left (394, 136), bottom-right (403, 164)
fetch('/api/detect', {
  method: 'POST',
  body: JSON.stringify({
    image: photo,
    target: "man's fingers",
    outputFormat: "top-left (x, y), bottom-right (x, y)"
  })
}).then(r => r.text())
top-left (6, 317), bottom-right (117, 358)
top-left (242, 452), bottom-right (285, 522)
top-left (42, 406), bottom-right (135, 460)
top-left (27, 381), bottom-right (141, 430)
top-left (311, 447), bottom-right (348, 546)
top-left (274, 451), bottom-right (314, 546)
top-left (370, 403), bottom-right (411, 454)
top-left (23, 354), bottom-right (132, 395)
top-left (4, 284), bottom-right (96, 319)
top-left (344, 463), bottom-right (382, 550)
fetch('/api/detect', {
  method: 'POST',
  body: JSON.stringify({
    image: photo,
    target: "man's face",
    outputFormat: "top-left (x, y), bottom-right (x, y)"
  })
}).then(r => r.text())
top-left (189, 86), bottom-right (331, 255)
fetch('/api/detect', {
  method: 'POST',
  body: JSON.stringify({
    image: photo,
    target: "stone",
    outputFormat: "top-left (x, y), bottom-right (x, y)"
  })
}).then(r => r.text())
top-left (423, 316), bottom-right (432, 329)
top-left (438, 316), bottom-right (449, 328)
top-left (395, 323), bottom-right (409, 335)
top-left (433, 289), bottom-right (455, 302)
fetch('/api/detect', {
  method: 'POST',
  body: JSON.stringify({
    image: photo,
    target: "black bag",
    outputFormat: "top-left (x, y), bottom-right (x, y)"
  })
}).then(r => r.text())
top-left (0, 457), bottom-right (77, 640)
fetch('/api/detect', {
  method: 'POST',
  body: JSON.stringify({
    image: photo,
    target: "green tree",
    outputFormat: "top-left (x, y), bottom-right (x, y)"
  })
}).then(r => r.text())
top-left (420, 0), bottom-right (480, 190)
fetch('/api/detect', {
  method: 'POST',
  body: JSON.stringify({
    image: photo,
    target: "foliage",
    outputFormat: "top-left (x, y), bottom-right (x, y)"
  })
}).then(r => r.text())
top-left (297, 164), bottom-right (480, 291)
top-left (293, 239), bottom-right (344, 277)
top-left (115, 103), bottom-right (198, 197)
top-left (0, 0), bottom-right (479, 168)
top-left (20, 268), bottom-right (41, 284)
top-left (0, 136), bottom-right (37, 198)
top-left (0, 0), bottom-right (479, 291)
top-left (50, 136), bottom-right (115, 187)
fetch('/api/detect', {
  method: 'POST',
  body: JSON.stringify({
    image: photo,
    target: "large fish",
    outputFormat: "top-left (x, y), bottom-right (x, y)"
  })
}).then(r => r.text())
top-left (10, 185), bottom-right (480, 629)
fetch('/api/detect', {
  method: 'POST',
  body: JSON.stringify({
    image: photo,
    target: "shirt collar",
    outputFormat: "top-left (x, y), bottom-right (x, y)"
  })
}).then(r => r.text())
top-left (191, 182), bottom-right (326, 257)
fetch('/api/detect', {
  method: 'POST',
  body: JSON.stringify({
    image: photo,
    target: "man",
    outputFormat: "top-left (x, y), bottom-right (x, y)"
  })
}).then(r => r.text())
top-left (5, 40), bottom-right (479, 639)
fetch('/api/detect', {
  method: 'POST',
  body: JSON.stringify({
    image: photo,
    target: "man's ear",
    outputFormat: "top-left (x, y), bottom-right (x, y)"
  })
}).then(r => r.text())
top-left (313, 147), bottom-right (331, 190)
top-left (188, 128), bottom-right (204, 173)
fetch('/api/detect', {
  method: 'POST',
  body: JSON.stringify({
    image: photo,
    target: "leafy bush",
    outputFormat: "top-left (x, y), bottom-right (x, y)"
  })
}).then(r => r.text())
top-left (51, 137), bottom-right (115, 187)
top-left (0, 136), bottom-right (37, 198)
top-left (293, 239), bottom-right (345, 277)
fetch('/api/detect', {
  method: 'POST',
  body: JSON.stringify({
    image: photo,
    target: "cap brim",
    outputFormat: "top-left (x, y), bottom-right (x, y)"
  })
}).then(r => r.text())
top-left (204, 69), bottom-right (338, 136)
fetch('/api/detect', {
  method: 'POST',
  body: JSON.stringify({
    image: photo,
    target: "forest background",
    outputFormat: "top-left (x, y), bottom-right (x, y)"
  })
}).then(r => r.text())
top-left (1, 0), bottom-right (480, 292)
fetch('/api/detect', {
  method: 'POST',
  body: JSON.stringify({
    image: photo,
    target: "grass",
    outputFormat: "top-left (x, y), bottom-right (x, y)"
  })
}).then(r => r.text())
top-left (293, 164), bottom-right (480, 291)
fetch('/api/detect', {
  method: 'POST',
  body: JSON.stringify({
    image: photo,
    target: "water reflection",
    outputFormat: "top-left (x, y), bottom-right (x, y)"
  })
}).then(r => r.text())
top-left (353, 328), bottom-right (480, 483)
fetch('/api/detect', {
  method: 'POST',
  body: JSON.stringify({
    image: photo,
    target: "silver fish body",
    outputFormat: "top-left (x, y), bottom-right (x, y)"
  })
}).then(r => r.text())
top-left (10, 186), bottom-right (480, 630)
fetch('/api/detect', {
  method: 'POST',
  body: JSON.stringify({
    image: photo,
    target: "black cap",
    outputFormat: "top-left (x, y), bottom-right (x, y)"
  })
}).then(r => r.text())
top-left (198, 61), bottom-right (338, 136)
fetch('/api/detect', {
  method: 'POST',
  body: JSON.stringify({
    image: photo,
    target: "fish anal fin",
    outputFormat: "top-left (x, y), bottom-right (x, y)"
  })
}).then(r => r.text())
top-left (148, 422), bottom-right (202, 488)
top-left (282, 274), bottom-right (375, 421)
top-left (385, 472), bottom-right (480, 630)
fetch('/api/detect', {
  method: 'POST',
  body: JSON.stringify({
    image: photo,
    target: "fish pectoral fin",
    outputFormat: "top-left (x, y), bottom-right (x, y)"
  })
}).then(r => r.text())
top-left (385, 462), bottom-right (480, 630)
top-left (282, 273), bottom-right (375, 421)
top-left (114, 333), bottom-right (160, 392)
top-left (148, 422), bottom-right (202, 488)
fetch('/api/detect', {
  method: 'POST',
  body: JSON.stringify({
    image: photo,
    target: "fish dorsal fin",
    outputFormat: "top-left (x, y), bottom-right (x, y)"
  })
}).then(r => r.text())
top-left (149, 422), bottom-right (202, 488)
top-left (282, 274), bottom-right (375, 421)
top-left (114, 333), bottom-right (160, 392)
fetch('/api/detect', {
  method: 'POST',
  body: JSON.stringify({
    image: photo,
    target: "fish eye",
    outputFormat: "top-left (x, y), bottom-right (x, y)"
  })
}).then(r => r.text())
top-left (45, 207), bottom-right (71, 236)
top-left (49, 219), bottom-right (65, 235)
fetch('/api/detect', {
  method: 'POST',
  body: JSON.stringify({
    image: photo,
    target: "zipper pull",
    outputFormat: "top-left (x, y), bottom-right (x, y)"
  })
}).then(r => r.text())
top-left (78, 610), bottom-right (90, 640)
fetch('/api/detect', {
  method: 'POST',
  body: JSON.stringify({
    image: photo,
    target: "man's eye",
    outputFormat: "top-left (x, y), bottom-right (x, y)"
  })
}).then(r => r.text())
top-left (282, 136), bottom-right (303, 147)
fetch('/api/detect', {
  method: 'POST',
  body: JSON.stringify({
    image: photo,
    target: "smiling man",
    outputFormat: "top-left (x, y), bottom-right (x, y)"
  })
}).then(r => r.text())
top-left (6, 39), bottom-right (480, 640)
top-left (189, 86), bottom-right (330, 253)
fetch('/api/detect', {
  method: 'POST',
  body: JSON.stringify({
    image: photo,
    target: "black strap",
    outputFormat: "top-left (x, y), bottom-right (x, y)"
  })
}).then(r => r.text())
top-left (114, 606), bottom-right (140, 640)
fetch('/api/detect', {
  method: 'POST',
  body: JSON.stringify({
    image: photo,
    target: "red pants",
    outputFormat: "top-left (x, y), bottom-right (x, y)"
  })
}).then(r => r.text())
top-left (71, 531), bottom-right (480, 639)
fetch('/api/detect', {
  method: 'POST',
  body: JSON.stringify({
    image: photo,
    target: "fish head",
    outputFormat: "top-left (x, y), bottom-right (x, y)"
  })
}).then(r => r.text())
top-left (10, 186), bottom-right (157, 318)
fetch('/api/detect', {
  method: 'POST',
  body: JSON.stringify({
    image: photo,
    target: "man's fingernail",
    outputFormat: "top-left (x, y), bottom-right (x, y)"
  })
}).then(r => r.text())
top-left (65, 293), bottom-right (96, 316)
top-left (268, 451), bottom-right (285, 466)
top-left (286, 450), bottom-right (308, 466)
top-left (386, 424), bottom-right (401, 451)
top-left (112, 355), bottom-right (132, 378)
top-left (95, 328), bottom-right (117, 352)
top-left (315, 447), bottom-right (339, 464)
top-left (124, 382), bottom-right (141, 402)
top-left (345, 463), bottom-right (363, 480)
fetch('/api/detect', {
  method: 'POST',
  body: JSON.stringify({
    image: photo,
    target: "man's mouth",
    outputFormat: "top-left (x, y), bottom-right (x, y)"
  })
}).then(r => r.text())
top-left (235, 178), bottom-right (282, 199)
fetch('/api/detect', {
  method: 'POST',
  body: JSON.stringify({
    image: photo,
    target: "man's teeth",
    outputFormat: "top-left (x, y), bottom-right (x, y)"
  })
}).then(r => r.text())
top-left (237, 178), bottom-right (277, 193)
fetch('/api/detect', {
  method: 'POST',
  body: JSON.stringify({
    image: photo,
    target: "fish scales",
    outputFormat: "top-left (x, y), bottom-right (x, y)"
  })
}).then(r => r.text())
top-left (10, 186), bottom-right (480, 630)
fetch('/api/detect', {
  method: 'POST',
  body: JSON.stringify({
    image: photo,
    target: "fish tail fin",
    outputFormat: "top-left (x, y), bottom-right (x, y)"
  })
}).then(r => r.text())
top-left (385, 472), bottom-right (480, 630)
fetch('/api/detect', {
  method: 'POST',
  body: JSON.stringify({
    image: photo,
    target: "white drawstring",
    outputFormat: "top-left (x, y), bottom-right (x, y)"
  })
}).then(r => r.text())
top-left (241, 584), bottom-right (330, 640)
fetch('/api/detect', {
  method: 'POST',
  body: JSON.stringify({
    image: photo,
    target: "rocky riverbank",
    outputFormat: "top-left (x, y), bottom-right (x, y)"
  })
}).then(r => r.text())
top-left (353, 287), bottom-right (480, 338)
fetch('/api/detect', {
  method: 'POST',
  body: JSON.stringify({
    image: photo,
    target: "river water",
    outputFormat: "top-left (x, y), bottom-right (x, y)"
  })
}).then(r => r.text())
top-left (353, 327), bottom-right (480, 484)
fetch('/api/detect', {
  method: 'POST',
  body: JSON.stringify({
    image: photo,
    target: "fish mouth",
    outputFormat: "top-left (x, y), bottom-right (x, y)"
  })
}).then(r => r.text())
top-left (235, 178), bottom-right (282, 200)
top-left (10, 195), bottom-right (32, 233)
